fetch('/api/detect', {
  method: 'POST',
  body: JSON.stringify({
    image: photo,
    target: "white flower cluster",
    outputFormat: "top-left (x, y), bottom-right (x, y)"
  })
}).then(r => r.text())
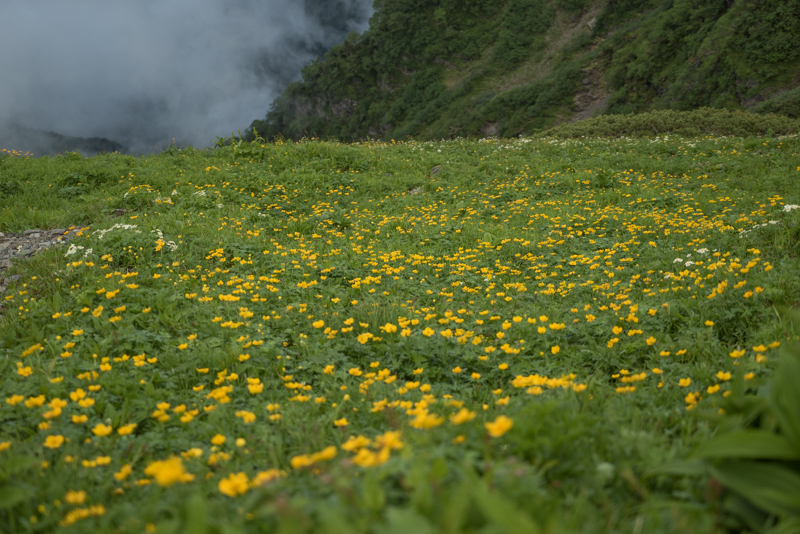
top-left (94, 223), bottom-right (142, 241)
top-left (783, 204), bottom-right (799, 212)
top-left (151, 229), bottom-right (178, 251)
top-left (65, 244), bottom-right (92, 258)
top-left (739, 220), bottom-right (780, 237)
top-left (193, 190), bottom-right (207, 197)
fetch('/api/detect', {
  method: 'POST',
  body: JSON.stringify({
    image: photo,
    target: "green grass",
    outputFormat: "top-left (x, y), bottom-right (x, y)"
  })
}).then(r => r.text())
top-left (0, 130), bottom-right (799, 533)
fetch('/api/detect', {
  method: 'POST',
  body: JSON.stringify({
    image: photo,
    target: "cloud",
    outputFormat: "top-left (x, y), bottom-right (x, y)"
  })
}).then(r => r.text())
top-left (0, 0), bottom-right (373, 154)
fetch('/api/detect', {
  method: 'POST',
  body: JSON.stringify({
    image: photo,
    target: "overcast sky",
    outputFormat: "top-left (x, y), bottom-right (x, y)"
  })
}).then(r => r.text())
top-left (0, 0), bottom-right (373, 153)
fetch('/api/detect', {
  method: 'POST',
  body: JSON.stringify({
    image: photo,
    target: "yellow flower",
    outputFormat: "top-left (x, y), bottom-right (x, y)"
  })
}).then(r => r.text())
top-left (235, 411), bottom-right (256, 424)
top-left (452, 367), bottom-right (462, 374)
top-left (449, 408), bottom-right (476, 425)
top-left (716, 371), bottom-right (731, 381)
top-left (6, 395), bottom-right (24, 405)
top-left (422, 327), bottom-right (434, 337)
top-left (678, 378), bottom-right (692, 387)
top-left (44, 435), bottom-right (65, 449)
top-left (410, 411), bottom-right (444, 429)
top-left (211, 434), bottom-right (226, 446)
top-left (485, 415), bottom-right (513, 438)
top-left (645, 337), bottom-right (656, 346)
top-left (71, 415), bottom-right (88, 424)
top-left (64, 490), bottom-right (86, 505)
top-left (729, 349), bottom-right (745, 358)
top-left (144, 457), bottom-right (193, 487)
top-left (551, 345), bottom-right (560, 354)
top-left (219, 472), bottom-right (250, 497)
top-left (72, 329), bottom-right (84, 336)
top-left (471, 372), bottom-right (481, 380)
top-left (92, 424), bottom-right (113, 437)
top-left (342, 435), bottom-right (372, 451)
top-left (178, 343), bottom-right (188, 350)
top-left (114, 464), bottom-right (132, 481)
top-left (612, 326), bottom-right (623, 335)
top-left (312, 320), bottom-right (325, 328)
top-left (117, 424), bottom-right (137, 436)
top-left (334, 418), bottom-right (349, 427)
top-left (498, 363), bottom-right (508, 370)
top-left (704, 320), bottom-right (714, 326)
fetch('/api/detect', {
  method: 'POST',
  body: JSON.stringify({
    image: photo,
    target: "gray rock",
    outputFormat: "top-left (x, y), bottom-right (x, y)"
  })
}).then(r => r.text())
top-left (51, 229), bottom-right (66, 235)
top-left (22, 229), bottom-right (41, 236)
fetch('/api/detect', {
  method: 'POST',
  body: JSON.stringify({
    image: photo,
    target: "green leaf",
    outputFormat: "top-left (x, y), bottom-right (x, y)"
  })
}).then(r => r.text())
top-left (316, 504), bottom-right (353, 534)
top-left (710, 461), bottom-right (800, 517)
top-left (645, 459), bottom-right (706, 478)
top-left (691, 430), bottom-right (799, 460)
top-left (766, 517), bottom-right (800, 534)
top-left (771, 348), bottom-right (800, 450)
top-left (0, 456), bottom-right (40, 478)
top-left (0, 483), bottom-right (30, 509)
top-left (183, 493), bottom-right (208, 534)
top-left (374, 508), bottom-right (434, 534)
top-left (472, 481), bottom-right (539, 534)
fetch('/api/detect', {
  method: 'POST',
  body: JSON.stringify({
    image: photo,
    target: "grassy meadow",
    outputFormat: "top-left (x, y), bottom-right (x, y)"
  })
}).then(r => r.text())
top-left (1, 129), bottom-right (800, 533)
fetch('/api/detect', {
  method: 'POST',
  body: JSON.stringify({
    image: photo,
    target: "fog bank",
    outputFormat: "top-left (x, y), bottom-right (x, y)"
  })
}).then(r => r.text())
top-left (0, 0), bottom-right (373, 155)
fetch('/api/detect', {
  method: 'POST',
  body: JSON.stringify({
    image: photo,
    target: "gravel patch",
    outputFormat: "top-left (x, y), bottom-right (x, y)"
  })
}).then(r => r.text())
top-left (0, 226), bottom-right (85, 295)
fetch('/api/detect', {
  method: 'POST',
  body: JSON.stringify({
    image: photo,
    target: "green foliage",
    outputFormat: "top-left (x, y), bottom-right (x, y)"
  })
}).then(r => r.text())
top-left (250, 0), bottom-right (800, 143)
top-left (653, 317), bottom-right (800, 533)
top-left (492, 0), bottom-right (554, 69)
top-left (754, 87), bottom-right (800, 119)
top-left (541, 108), bottom-right (800, 138)
top-left (1, 131), bottom-right (800, 532)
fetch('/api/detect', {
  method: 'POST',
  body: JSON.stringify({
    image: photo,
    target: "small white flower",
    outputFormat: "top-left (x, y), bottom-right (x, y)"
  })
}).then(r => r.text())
top-left (783, 204), bottom-right (799, 212)
top-left (673, 258), bottom-right (683, 263)
top-left (65, 244), bottom-right (84, 257)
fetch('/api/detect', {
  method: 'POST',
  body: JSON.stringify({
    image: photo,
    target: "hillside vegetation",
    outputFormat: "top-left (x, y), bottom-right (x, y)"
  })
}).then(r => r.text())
top-left (0, 120), bottom-right (799, 531)
top-left (249, 0), bottom-right (800, 141)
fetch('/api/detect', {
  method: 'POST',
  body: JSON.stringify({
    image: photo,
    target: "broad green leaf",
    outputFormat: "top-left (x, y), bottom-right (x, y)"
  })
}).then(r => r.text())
top-left (374, 508), bottom-right (434, 534)
top-left (771, 348), bottom-right (800, 450)
top-left (766, 517), bottom-right (800, 534)
top-left (0, 484), bottom-right (29, 509)
top-left (645, 459), bottom-right (706, 477)
top-left (472, 481), bottom-right (539, 534)
top-left (691, 430), bottom-right (799, 460)
top-left (710, 461), bottom-right (800, 517)
top-left (316, 504), bottom-right (354, 534)
top-left (0, 456), bottom-right (39, 477)
top-left (183, 493), bottom-right (208, 534)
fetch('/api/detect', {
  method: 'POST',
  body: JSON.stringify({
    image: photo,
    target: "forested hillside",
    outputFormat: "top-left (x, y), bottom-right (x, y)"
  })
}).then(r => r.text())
top-left (249, 0), bottom-right (800, 141)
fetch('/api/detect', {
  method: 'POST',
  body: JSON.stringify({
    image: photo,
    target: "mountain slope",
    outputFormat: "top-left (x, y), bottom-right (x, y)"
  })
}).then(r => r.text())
top-left (249, 0), bottom-right (800, 141)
